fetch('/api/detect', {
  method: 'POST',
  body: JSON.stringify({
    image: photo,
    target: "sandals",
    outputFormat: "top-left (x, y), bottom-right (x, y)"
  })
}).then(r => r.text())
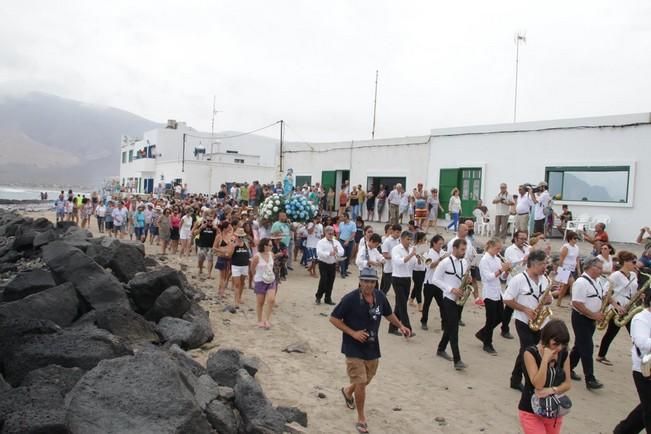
top-left (596, 357), bottom-right (613, 366)
top-left (355, 422), bottom-right (369, 433)
top-left (341, 387), bottom-right (355, 409)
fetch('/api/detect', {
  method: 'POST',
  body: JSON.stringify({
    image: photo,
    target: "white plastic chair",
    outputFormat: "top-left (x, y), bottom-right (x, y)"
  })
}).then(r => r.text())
top-left (587, 214), bottom-right (611, 232)
top-left (564, 213), bottom-right (590, 240)
top-left (473, 209), bottom-right (490, 237)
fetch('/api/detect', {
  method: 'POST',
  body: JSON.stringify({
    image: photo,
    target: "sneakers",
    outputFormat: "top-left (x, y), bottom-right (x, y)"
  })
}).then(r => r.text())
top-left (436, 350), bottom-right (453, 361)
top-left (421, 323), bottom-right (429, 331)
top-left (459, 319), bottom-right (466, 327)
top-left (324, 300), bottom-right (336, 306)
top-left (315, 298), bottom-right (321, 305)
top-left (501, 331), bottom-right (514, 340)
top-left (570, 370), bottom-right (582, 381)
top-left (454, 361), bottom-right (467, 371)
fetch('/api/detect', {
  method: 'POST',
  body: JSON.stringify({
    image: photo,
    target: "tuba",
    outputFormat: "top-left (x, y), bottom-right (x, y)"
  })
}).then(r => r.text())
top-left (456, 266), bottom-right (474, 306)
top-left (529, 274), bottom-right (555, 332)
top-left (613, 272), bottom-right (651, 327)
top-left (596, 278), bottom-right (616, 331)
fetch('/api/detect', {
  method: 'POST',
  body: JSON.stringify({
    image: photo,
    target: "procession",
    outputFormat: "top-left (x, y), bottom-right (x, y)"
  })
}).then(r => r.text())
top-left (55, 170), bottom-right (651, 434)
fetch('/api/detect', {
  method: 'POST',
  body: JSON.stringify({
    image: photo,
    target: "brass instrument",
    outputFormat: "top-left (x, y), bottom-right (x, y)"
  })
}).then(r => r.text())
top-left (596, 278), bottom-right (615, 331)
top-left (528, 274), bottom-right (555, 332)
top-left (613, 272), bottom-right (651, 327)
top-left (413, 243), bottom-right (429, 265)
top-left (456, 266), bottom-right (474, 306)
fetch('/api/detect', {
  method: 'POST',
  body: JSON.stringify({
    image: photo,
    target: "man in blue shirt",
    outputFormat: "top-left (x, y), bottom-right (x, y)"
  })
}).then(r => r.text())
top-left (330, 267), bottom-right (411, 434)
top-left (338, 213), bottom-right (357, 278)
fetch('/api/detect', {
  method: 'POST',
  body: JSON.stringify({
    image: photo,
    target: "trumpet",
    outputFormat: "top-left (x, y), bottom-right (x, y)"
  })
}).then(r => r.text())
top-left (613, 272), bottom-right (651, 327)
top-left (498, 254), bottom-right (523, 277)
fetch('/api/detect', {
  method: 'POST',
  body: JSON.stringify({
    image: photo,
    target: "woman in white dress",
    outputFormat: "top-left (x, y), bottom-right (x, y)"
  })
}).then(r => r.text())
top-left (555, 230), bottom-right (581, 308)
top-left (178, 207), bottom-right (195, 257)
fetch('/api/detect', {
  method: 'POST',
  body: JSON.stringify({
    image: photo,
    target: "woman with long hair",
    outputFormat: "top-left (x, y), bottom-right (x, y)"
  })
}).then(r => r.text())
top-left (251, 238), bottom-right (277, 329)
top-left (555, 231), bottom-right (581, 308)
top-left (231, 227), bottom-right (251, 305)
top-left (179, 207), bottom-right (195, 257)
top-left (519, 319), bottom-right (572, 434)
top-left (213, 221), bottom-right (234, 298)
top-left (446, 188), bottom-right (462, 232)
top-left (158, 208), bottom-right (172, 254)
top-left (596, 243), bottom-right (616, 275)
top-left (242, 221), bottom-right (256, 289)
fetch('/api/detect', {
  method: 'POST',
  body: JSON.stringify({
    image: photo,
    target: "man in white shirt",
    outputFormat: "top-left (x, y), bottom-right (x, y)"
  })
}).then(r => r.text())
top-left (315, 226), bottom-right (345, 305)
top-left (387, 184), bottom-right (404, 226)
top-left (501, 230), bottom-right (531, 339)
top-left (420, 234), bottom-right (446, 330)
top-left (475, 238), bottom-right (511, 354)
top-left (503, 250), bottom-right (552, 390)
top-left (433, 238), bottom-right (470, 370)
top-left (390, 231), bottom-right (418, 336)
top-left (447, 221), bottom-right (480, 313)
top-left (492, 183), bottom-right (514, 240)
top-left (569, 257), bottom-right (607, 390)
top-left (305, 217), bottom-right (323, 277)
top-left (380, 224), bottom-right (401, 295)
top-left (355, 233), bottom-right (385, 275)
top-left (532, 181), bottom-right (551, 234)
top-left (515, 185), bottom-right (535, 233)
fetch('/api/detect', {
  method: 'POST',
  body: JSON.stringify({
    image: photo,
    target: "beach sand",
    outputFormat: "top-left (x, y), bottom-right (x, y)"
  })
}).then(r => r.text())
top-left (25, 210), bottom-right (641, 433)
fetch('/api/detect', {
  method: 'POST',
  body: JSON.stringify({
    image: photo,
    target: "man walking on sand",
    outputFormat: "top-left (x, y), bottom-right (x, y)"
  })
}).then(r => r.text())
top-left (330, 267), bottom-right (411, 434)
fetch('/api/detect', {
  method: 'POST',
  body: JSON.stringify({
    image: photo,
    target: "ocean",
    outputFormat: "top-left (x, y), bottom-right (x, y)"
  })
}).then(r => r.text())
top-left (0, 186), bottom-right (63, 201)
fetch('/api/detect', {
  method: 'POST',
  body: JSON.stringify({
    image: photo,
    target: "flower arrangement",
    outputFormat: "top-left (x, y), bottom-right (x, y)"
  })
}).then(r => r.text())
top-left (285, 194), bottom-right (318, 222)
top-left (259, 193), bottom-right (286, 221)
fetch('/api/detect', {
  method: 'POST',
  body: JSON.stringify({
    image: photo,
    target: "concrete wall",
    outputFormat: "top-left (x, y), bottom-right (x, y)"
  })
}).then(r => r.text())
top-left (427, 122), bottom-right (650, 242)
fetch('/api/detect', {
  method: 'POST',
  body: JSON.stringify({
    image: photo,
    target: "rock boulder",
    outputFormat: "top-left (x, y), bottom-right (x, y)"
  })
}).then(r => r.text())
top-left (3, 268), bottom-right (57, 301)
top-left (0, 282), bottom-right (80, 327)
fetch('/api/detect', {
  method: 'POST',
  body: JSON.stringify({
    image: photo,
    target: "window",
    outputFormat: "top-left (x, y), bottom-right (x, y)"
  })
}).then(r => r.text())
top-left (128, 150), bottom-right (133, 162)
top-left (545, 166), bottom-right (630, 203)
top-left (296, 176), bottom-right (312, 187)
top-left (122, 152), bottom-right (126, 164)
top-left (234, 158), bottom-right (245, 164)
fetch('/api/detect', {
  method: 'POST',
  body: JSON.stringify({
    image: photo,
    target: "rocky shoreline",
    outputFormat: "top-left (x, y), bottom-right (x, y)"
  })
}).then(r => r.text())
top-left (0, 209), bottom-right (307, 433)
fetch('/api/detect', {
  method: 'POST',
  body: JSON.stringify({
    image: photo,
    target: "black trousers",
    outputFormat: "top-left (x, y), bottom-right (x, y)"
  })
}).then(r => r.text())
top-left (570, 310), bottom-right (597, 382)
top-left (380, 272), bottom-right (393, 295)
top-left (502, 305), bottom-right (514, 334)
top-left (421, 283), bottom-right (443, 328)
top-left (511, 320), bottom-right (541, 386)
top-left (477, 298), bottom-right (503, 347)
top-left (598, 318), bottom-right (631, 358)
top-left (315, 261), bottom-right (336, 302)
top-left (409, 270), bottom-right (426, 303)
top-left (390, 277), bottom-right (412, 332)
top-left (614, 371), bottom-right (651, 434)
top-left (438, 298), bottom-right (462, 363)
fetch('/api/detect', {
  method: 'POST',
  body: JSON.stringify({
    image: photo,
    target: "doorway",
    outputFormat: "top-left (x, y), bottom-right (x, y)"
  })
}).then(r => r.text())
top-left (438, 168), bottom-right (482, 219)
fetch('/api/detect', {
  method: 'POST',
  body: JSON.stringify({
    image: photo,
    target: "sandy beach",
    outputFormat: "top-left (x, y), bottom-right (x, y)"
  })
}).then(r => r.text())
top-left (23, 210), bottom-right (644, 433)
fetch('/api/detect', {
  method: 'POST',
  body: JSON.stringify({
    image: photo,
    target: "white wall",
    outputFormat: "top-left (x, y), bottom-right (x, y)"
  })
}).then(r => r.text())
top-left (427, 123), bottom-right (651, 242)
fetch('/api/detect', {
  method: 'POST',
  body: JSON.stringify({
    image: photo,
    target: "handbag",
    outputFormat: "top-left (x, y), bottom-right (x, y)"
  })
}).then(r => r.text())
top-left (531, 393), bottom-right (572, 419)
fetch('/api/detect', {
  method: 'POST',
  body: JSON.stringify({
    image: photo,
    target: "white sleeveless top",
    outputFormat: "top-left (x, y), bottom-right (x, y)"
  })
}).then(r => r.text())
top-left (562, 243), bottom-right (579, 271)
top-left (254, 253), bottom-right (274, 283)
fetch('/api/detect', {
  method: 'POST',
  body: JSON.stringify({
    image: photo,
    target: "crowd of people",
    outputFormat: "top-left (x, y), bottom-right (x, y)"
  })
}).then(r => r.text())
top-left (56, 178), bottom-right (651, 434)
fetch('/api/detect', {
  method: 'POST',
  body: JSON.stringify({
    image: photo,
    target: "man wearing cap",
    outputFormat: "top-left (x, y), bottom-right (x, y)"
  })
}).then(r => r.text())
top-left (330, 267), bottom-right (411, 434)
top-left (531, 181), bottom-right (550, 234)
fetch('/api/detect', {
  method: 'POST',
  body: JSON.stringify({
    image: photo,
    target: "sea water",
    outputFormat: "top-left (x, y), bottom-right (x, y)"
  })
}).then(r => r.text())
top-left (0, 186), bottom-right (63, 201)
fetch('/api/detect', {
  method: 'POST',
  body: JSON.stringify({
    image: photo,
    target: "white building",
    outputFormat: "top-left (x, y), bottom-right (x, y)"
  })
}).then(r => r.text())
top-left (283, 113), bottom-right (651, 242)
top-left (119, 120), bottom-right (279, 195)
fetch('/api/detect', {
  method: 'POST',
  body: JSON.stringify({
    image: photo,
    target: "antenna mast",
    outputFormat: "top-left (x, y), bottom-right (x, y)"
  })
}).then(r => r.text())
top-left (513, 33), bottom-right (526, 123)
top-left (371, 70), bottom-right (379, 139)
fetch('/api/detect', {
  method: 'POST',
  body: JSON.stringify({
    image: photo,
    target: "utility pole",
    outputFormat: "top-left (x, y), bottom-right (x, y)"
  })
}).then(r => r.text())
top-left (181, 133), bottom-right (186, 173)
top-left (371, 70), bottom-right (379, 139)
top-left (513, 33), bottom-right (526, 123)
top-left (279, 120), bottom-right (284, 174)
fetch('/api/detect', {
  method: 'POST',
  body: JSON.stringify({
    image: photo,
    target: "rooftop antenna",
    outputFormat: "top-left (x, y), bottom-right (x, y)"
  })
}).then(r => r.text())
top-left (371, 70), bottom-right (379, 139)
top-left (210, 95), bottom-right (223, 155)
top-left (513, 32), bottom-right (526, 123)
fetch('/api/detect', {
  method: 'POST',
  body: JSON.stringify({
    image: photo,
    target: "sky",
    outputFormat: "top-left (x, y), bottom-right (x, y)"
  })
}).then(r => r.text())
top-left (2, 0), bottom-right (650, 142)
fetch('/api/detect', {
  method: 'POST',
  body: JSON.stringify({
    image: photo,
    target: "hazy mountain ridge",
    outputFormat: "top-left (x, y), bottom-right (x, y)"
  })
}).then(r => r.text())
top-left (0, 92), bottom-right (160, 185)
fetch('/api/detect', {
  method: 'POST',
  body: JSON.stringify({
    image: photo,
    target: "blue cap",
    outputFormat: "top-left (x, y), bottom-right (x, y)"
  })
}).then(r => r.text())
top-left (359, 267), bottom-right (378, 281)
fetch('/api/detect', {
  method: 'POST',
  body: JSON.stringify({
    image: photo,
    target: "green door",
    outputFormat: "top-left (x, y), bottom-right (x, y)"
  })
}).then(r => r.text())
top-left (460, 168), bottom-right (482, 219)
top-left (321, 171), bottom-right (336, 192)
top-left (439, 168), bottom-right (460, 218)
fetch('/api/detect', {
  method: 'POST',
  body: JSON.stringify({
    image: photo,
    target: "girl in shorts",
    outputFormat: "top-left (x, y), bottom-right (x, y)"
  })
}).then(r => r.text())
top-left (231, 227), bottom-right (251, 305)
top-left (213, 221), bottom-right (234, 298)
top-left (251, 237), bottom-right (276, 329)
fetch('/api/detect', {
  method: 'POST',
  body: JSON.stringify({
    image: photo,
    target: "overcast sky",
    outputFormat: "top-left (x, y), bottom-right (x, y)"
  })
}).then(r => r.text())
top-left (2, 0), bottom-right (650, 142)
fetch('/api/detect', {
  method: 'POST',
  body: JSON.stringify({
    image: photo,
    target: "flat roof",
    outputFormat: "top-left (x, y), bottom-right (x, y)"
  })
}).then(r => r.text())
top-left (430, 113), bottom-right (651, 137)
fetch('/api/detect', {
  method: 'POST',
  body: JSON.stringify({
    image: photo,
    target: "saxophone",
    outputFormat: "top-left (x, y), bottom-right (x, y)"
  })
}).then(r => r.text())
top-left (456, 266), bottom-right (474, 306)
top-left (613, 272), bottom-right (651, 327)
top-left (596, 278), bottom-right (615, 331)
top-left (528, 274), bottom-right (554, 332)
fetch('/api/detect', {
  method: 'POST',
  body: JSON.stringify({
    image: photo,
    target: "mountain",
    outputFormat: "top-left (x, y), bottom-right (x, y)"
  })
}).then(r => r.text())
top-left (0, 92), bottom-right (160, 187)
